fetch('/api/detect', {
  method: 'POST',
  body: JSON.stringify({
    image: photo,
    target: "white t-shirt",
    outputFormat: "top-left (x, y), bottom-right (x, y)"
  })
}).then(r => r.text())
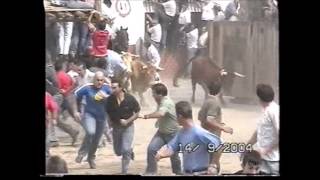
top-left (186, 28), bottom-right (199, 48)
top-left (214, 11), bottom-right (225, 21)
top-left (162, 0), bottom-right (176, 17)
top-left (147, 44), bottom-right (161, 67)
top-left (148, 24), bottom-right (162, 43)
top-left (201, 1), bottom-right (215, 21)
top-left (67, 70), bottom-right (79, 83)
top-left (68, 69), bottom-right (95, 85)
top-left (178, 9), bottom-right (191, 25)
top-left (257, 101), bottom-right (279, 161)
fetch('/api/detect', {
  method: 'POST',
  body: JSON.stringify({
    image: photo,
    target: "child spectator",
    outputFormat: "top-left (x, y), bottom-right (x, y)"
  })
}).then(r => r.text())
top-left (234, 150), bottom-right (266, 175)
top-left (46, 155), bottom-right (68, 174)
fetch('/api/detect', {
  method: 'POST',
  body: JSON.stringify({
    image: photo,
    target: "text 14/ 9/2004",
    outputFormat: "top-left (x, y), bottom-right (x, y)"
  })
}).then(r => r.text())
top-left (177, 143), bottom-right (253, 153)
top-left (207, 143), bottom-right (253, 153)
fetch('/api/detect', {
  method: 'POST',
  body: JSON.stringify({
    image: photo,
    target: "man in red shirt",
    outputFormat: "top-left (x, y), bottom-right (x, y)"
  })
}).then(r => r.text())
top-left (89, 21), bottom-right (109, 58)
top-left (46, 92), bottom-right (59, 159)
top-left (87, 11), bottom-right (110, 67)
top-left (54, 61), bottom-right (80, 146)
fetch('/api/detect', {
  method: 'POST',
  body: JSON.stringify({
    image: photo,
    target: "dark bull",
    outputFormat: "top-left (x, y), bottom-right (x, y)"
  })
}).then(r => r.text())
top-left (191, 56), bottom-right (245, 105)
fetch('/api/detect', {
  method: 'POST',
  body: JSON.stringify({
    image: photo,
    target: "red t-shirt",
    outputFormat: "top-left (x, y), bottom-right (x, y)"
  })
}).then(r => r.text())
top-left (56, 71), bottom-right (74, 96)
top-left (90, 30), bottom-right (109, 58)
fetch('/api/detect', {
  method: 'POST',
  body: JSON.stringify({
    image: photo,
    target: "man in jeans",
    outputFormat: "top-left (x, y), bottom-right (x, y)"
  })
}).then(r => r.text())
top-left (141, 83), bottom-right (182, 175)
top-left (152, 0), bottom-right (177, 53)
top-left (46, 54), bottom-right (63, 146)
top-left (106, 79), bottom-right (140, 174)
top-left (69, 11), bottom-right (90, 59)
top-left (55, 61), bottom-right (80, 146)
top-left (56, 12), bottom-right (74, 60)
top-left (74, 71), bottom-right (112, 169)
top-left (45, 92), bottom-right (59, 161)
top-left (46, 14), bottom-right (58, 62)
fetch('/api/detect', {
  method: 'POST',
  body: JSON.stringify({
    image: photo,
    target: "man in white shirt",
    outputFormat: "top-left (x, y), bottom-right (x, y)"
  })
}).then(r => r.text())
top-left (67, 61), bottom-right (95, 87)
top-left (161, 0), bottom-right (177, 17)
top-left (152, 0), bottom-right (177, 52)
top-left (184, 24), bottom-right (199, 77)
top-left (246, 84), bottom-right (279, 175)
top-left (144, 40), bottom-right (163, 81)
top-left (178, 4), bottom-right (191, 25)
top-left (200, 0), bottom-right (215, 33)
top-left (146, 15), bottom-right (162, 51)
top-left (213, 4), bottom-right (225, 21)
top-left (201, 0), bottom-right (215, 21)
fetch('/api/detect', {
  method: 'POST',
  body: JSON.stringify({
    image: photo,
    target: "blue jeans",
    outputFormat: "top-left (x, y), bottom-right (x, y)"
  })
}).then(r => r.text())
top-left (146, 131), bottom-right (182, 174)
top-left (153, 4), bottom-right (174, 52)
top-left (112, 124), bottom-right (135, 174)
top-left (46, 23), bottom-right (59, 61)
top-left (78, 112), bottom-right (106, 160)
top-left (70, 22), bottom-right (90, 56)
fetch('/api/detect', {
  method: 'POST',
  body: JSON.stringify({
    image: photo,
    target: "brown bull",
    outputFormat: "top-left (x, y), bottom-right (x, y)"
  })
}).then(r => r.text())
top-left (191, 56), bottom-right (245, 105)
top-left (121, 52), bottom-right (158, 106)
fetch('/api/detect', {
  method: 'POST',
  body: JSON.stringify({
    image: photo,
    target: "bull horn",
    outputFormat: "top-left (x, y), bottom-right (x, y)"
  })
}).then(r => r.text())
top-left (156, 67), bottom-right (164, 71)
top-left (220, 69), bottom-right (228, 76)
top-left (234, 72), bottom-right (245, 77)
top-left (221, 71), bottom-right (228, 76)
top-left (121, 51), bottom-right (128, 55)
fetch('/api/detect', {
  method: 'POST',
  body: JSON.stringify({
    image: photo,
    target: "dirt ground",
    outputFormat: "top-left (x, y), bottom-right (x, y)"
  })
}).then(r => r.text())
top-left (49, 76), bottom-right (262, 175)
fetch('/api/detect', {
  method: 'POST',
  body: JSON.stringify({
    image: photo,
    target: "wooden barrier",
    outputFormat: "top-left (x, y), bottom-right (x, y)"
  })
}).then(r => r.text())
top-left (208, 21), bottom-right (279, 102)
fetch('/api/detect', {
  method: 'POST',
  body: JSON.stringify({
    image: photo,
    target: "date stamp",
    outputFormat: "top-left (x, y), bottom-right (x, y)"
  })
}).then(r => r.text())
top-left (178, 143), bottom-right (200, 153)
top-left (207, 143), bottom-right (253, 153)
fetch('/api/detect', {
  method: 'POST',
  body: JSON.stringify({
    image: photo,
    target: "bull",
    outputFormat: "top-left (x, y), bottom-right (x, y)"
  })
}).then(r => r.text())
top-left (191, 56), bottom-right (245, 105)
top-left (121, 52), bottom-right (160, 106)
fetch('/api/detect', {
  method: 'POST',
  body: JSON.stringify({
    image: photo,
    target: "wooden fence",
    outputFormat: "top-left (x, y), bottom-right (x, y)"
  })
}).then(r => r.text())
top-left (208, 21), bottom-right (279, 102)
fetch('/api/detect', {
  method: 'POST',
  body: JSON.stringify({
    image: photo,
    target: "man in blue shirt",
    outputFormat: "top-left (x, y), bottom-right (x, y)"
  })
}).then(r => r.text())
top-left (155, 101), bottom-right (222, 175)
top-left (74, 71), bottom-right (112, 169)
top-left (225, 0), bottom-right (240, 21)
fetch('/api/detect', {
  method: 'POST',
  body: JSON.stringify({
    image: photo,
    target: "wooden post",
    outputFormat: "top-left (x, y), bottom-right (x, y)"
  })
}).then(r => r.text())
top-left (208, 21), bottom-right (223, 67)
top-left (94, 0), bottom-right (102, 13)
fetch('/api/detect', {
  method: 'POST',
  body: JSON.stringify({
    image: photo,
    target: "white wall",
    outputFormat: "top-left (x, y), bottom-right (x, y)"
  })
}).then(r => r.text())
top-left (109, 0), bottom-right (145, 45)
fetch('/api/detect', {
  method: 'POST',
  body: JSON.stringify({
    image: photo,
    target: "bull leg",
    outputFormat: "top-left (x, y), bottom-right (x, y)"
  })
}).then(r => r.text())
top-left (200, 82), bottom-right (209, 102)
top-left (191, 80), bottom-right (196, 103)
top-left (218, 92), bottom-right (226, 107)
